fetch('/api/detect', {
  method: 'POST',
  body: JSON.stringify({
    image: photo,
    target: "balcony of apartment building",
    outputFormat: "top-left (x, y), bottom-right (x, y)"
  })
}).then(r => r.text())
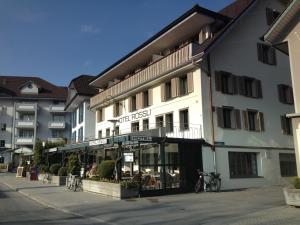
top-left (48, 121), bottom-right (66, 129)
top-left (15, 113), bottom-right (36, 129)
top-left (90, 42), bottom-right (202, 109)
top-left (15, 119), bottom-right (35, 128)
top-left (15, 103), bottom-right (37, 112)
top-left (15, 136), bottom-right (34, 145)
top-left (48, 137), bottom-right (65, 143)
top-left (49, 105), bottom-right (66, 113)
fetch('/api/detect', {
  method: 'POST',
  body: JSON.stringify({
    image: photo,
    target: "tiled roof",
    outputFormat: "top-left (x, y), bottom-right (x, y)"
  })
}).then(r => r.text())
top-left (70, 75), bottom-right (98, 96)
top-left (219, 0), bottom-right (254, 18)
top-left (0, 76), bottom-right (67, 99)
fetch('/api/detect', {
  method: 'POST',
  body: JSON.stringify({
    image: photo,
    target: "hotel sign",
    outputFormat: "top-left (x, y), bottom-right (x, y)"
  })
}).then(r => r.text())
top-left (118, 109), bottom-right (151, 123)
top-left (89, 138), bottom-right (107, 146)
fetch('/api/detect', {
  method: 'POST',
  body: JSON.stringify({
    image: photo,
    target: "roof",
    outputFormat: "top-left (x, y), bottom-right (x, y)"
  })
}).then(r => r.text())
top-left (0, 76), bottom-right (67, 99)
top-left (90, 0), bottom-right (255, 86)
top-left (69, 75), bottom-right (98, 96)
top-left (264, 0), bottom-right (300, 48)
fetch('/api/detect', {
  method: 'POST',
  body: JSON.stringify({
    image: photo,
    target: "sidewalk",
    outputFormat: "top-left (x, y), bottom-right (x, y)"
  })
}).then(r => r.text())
top-left (1, 172), bottom-right (300, 225)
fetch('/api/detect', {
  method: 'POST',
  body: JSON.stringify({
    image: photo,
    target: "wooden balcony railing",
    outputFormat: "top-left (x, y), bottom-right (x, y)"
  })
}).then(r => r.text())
top-left (91, 42), bottom-right (200, 108)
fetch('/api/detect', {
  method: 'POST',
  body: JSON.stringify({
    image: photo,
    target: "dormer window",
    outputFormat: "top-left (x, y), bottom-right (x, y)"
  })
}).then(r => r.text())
top-left (27, 84), bottom-right (33, 89)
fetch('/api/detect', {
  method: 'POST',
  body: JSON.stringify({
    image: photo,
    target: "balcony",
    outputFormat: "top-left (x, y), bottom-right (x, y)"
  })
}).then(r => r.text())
top-left (16, 103), bottom-right (37, 112)
top-left (15, 120), bottom-right (35, 128)
top-left (49, 105), bottom-right (65, 113)
top-left (15, 137), bottom-right (34, 145)
top-left (48, 121), bottom-right (66, 129)
top-left (48, 137), bottom-right (65, 143)
top-left (90, 42), bottom-right (201, 108)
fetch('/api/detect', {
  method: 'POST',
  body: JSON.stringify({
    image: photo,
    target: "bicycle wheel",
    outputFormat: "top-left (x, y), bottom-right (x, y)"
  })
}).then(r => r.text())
top-left (194, 179), bottom-right (202, 193)
top-left (209, 178), bottom-right (221, 192)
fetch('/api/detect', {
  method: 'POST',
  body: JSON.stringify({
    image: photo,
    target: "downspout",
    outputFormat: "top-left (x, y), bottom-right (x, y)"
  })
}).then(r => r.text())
top-left (207, 53), bottom-right (217, 173)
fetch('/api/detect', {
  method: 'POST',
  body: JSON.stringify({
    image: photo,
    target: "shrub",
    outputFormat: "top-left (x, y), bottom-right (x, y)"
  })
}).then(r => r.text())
top-left (58, 167), bottom-right (68, 176)
top-left (120, 180), bottom-right (139, 189)
top-left (49, 163), bottom-right (61, 175)
top-left (39, 164), bottom-right (49, 174)
top-left (97, 160), bottom-right (115, 179)
top-left (67, 154), bottom-right (81, 175)
top-left (293, 177), bottom-right (300, 189)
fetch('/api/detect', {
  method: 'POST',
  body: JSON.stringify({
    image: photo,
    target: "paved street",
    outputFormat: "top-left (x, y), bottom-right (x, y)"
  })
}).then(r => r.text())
top-left (0, 173), bottom-right (300, 225)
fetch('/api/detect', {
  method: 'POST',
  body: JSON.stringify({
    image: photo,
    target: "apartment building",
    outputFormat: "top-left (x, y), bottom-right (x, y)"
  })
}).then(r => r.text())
top-left (88, 0), bottom-right (295, 192)
top-left (65, 75), bottom-right (98, 143)
top-left (0, 76), bottom-right (70, 164)
top-left (264, 0), bottom-right (300, 176)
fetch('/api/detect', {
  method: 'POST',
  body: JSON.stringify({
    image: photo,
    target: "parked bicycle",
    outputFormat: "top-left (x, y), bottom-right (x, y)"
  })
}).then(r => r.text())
top-left (42, 173), bottom-right (52, 184)
top-left (195, 169), bottom-right (221, 193)
top-left (66, 174), bottom-right (83, 192)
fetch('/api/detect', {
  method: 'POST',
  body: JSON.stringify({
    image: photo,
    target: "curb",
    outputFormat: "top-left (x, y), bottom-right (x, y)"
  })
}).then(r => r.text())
top-left (1, 181), bottom-right (119, 225)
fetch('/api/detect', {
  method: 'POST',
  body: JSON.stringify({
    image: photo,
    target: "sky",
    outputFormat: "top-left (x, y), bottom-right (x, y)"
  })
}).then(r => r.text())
top-left (0, 0), bottom-right (234, 87)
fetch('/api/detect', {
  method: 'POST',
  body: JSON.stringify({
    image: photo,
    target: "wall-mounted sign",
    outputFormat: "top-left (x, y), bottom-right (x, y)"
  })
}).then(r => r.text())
top-left (123, 152), bottom-right (134, 162)
top-left (130, 136), bottom-right (152, 142)
top-left (118, 109), bottom-right (151, 123)
top-left (89, 138), bottom-right (107, 146)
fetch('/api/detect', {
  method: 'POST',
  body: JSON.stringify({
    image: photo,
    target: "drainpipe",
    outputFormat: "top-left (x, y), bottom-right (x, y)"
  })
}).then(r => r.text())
top-left (207, 54), bottom-right (217, 173)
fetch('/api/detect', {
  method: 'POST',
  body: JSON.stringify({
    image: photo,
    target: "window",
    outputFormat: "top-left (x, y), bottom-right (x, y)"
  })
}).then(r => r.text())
top-left (1, 123), bottom-right (6, 131)
top-left (0, 156), bottom-right (4, 163)
top-left (131, 122), bottom-right (139, 132)
top-left (98, 130), bottom-right (102, 138)
top-left (97, 108), bottom-right (104, 122)
top-left (215, 71), bottom-right (237, 94)
top-left (165, 81), bottom-right (172, 101)
top-left (179, 75), bottom-right (188, 96)
top-left (19, 129), bottom-right (33, 137)
top-left (114, 102), bottom-right (122, 117)
top-left (257, 43), bottom-right (276, 65)
top-left (79, 104), bottom-right (84, 123)
top-left (242, 110), bottom-right (264, 132)
top-left (228, 152), bottom-right (258, 178)
top-left (278, 84), bottom-right (294, 104)
top-left (266, 8), bottom-right (280, 26)
top-left (52, 130), bottom-right (64, 138)
top-left (78, 127), bottom-right (83, 142)
top-left (216, 107), bottom-right (241, 129)
top-left (143, 90), bottom-right (149, 108)
top-left (53, 115), bottom-right (64, 122)
top-left (115, 126), bottom-right (120, 135)
top-left (166, 113), bottom-right (174, 132)
top-left (130, 96), bottom-right (137, 112)
top-left (281, 116), bottom-right (292, 135)
top-left (279, 153), bottom-right (297, 177)
top-left (71, 111), bottom-right (77, 128)
top-left (106, 128), bottom-right (110, 137)
top-left (156, 116), bottom-right (164, 128)
top-left (71, 131), bottom-right (76, 143)
top-left (239, 76), bottom-right (262, 98)
top-left (0, 140), bottom-right (5, 147)
top-left (22, 114), bottom-right (34, 121)
top-left (143, 119), bottom-right (149, 131)
top-left (179, 109), bottom-right (189, 130)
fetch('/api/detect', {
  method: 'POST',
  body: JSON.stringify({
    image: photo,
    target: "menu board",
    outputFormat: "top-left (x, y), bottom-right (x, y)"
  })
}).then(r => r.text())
top-left (16, 167), bottom-right (24, 178)
top-left (123, 152), bottom-right (134, 162)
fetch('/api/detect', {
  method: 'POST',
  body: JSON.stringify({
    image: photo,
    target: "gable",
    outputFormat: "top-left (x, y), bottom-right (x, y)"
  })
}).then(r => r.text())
top-left (20, 81), bottom-right (39, 94)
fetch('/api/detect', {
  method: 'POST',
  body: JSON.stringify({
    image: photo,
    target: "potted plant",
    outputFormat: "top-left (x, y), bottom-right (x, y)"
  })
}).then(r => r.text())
top-left (51, 165), bottom-right (68, 186)
top-left (283, 177), bottom-right (300, 206)
top-left (37, 164), bottom-right (49, 181)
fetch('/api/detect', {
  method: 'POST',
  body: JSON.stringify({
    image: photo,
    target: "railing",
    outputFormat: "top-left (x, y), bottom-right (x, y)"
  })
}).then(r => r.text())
top-left (15, 120), bottom-right (35, 128)
top-left (16, 103), bottom-right (37, 112)
top-left (48, 138), bottom-right (65, 143)
top-left (49, 105), bottom-right (65, 113)
top-left (15, 137), bottom-right (34, 144)
top-left (90, 42), bottom-right (200, 108)
top-left (48, 121), bottom-right (66, 129)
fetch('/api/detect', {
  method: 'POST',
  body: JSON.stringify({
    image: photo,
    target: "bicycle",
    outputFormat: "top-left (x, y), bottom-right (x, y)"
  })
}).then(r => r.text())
top-left (66, 174), bottom-right (82, 191)
top-left (195, 170), bottom-right (221, 193)
top-left (42, 173), bottom-right (52, 184)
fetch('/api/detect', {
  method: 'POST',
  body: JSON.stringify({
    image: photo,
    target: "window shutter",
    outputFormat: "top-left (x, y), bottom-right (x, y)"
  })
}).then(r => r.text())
top-left (258, 112), bottom-right (265, 132)
top-left (216, 107), bottom-right (224, 128)
top-left (235, 109), bottom-right (241, 129)
top-left (119, 102), bottom-right (123, 115)
top-left (256, 80), bottom-right (263, 98)
top-left (269, 47), bottom-right (277, 65)
top-left (287, 87), bottom-right (294, 104)
top-left (242, 111), bottom-right (249, 130)
top-left (137, 93), bottom-right (143, 110)
top-left (96, 110), bottom-right (100, 123)
top-left (148, 88), bottom-right (153, 106)
top-left (238, 77), bottom-right (246, 95)
top-left (215, 71), bottom-right (222, 92)
top-left (257, 43), bottom-right (264, 63)
top-left (187, 72), bottom-right (194, 93)
top-left (171, 78), bottom-right (179, 98)
top-left (113, 104), bottom-right (116, 117)
top-left (227, 74), bottom-right (238, 94)
top-left (266, 8), bottom-right (273, 26)
top-left (277, 84), bottom-right (285, 103)
top-left (128, 97), bottom-right (132, 112)
top-left (254, 112), bottom-right (260, 131)
top-left (281, 115), bottom-right (287, 134)
top-left (102, 108), bottom-right (105, 121)
top-left (161, 83), bottom-right (166, 102)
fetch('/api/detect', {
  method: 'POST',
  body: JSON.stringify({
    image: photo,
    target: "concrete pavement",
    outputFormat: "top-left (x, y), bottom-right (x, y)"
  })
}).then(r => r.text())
top-left (1, 172), bottom-right (300, 225)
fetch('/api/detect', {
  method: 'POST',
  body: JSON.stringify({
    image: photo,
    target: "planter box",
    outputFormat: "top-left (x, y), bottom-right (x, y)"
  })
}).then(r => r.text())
top-left (51, 176), bottom-right (67, 186)
top-left (283, 188), bottom-right (300, 207)
top-left (82, 180), bottom-right (138, 199)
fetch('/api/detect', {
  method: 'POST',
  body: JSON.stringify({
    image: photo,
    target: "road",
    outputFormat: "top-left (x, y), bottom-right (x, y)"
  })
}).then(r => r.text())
top-left (0, 182), bottom-right (106, 225)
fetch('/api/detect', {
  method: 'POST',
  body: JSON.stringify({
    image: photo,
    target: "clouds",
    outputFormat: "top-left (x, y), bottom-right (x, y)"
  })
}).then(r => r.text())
top-left (80, 24), bottom-right (100, 34)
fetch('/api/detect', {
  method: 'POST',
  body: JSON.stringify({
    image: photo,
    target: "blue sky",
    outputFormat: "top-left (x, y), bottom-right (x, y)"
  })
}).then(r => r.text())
top-left (0, 0), bottom-right (234, 86)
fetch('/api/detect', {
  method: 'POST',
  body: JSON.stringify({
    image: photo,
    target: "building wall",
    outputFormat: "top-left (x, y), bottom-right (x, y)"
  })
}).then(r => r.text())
top-left (0, 99), bottom-right (14, 149)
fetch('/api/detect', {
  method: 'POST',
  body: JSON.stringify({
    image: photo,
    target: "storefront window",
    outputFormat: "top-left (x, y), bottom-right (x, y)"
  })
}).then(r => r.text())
top-left (165, 143), bottom-right (180, 188)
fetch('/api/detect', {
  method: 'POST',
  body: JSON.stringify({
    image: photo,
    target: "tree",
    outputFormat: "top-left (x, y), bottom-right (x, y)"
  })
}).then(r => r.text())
top-left (34, 140), bottom-right (43, 166)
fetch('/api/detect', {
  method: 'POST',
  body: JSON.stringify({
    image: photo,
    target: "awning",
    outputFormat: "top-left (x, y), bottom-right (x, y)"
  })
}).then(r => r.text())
top-left (14, 147), bottom-right (33, 155)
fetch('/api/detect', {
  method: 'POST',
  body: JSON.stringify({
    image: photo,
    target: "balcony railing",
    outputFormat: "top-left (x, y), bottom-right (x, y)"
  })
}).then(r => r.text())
top-left (49, 105), bottom-right (65, 113)
top-left (48, 137), bottom-right (65, 143)
top-left (90, 42), bottom-right (201, 108)
top-left (15, 120), bottom-right (35, 128)
top-left (16, 103), bottom-right (37, 112)
top-left (48, 121), bottom-right (66, 129)
top-left (15, 137), bottom-right (34, 145)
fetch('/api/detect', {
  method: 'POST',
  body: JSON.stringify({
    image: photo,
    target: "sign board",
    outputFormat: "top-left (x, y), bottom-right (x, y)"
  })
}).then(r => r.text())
top-left (16, 167), bottom-right (24, 178)
top-left (89, 138), bottom-right (107, 146)
top-left (118, 109), bottom-right (151, 123)
top-left (123, 152), bottom-right (134, 162)
top-left (130, 136), bottom-right (153, 142)
top-left (48, 147), bottom-right (57, 153)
